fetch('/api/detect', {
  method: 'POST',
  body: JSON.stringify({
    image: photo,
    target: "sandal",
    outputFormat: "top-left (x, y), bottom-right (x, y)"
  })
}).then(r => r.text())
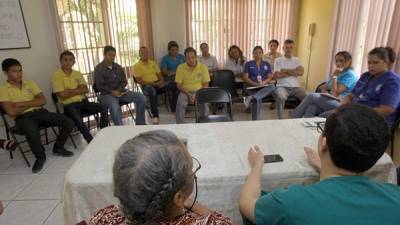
top-left (1, 140), bottom-right (17, 151)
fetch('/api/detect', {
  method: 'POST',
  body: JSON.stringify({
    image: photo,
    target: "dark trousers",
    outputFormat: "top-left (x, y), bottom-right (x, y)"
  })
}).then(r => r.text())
top-left (63, 99), bottom-right (108, 143)
top-left (15, 109), bottom-right (74, 160)
top-left (164, 76), bottom-right (179, 112)
top-left (142, 85), bottom-right (159, 118)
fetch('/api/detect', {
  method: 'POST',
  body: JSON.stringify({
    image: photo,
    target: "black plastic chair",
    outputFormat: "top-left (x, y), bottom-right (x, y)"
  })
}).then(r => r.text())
top-left (195, 87), bottom-right (233, 123)
top-left (92, 83), bottom-right (135, 123)
top-left (284, 96), bottom-right (302, 109)
top-left (51, 93), bottom-right (100, 131)
top-left (211, 70), bottom-right (242, 103)
top-left (315, 82), bottom-right (327, 93)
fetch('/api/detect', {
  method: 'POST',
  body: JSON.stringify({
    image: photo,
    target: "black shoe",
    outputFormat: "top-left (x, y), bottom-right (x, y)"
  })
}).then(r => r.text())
top-left (32, 158), bottom-right (46, 173)
top-left (53, 148), bottom-right (74, 157)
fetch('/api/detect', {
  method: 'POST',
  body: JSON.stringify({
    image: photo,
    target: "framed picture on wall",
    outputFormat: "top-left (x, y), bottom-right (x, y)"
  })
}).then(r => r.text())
top-left (0, 0), bottom-right (31, 50)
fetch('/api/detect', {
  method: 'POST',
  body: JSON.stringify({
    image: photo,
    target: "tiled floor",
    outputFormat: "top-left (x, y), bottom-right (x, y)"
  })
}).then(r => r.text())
top-left (0, 102), bottom-right (280, 225)
top-left (0, 103), bottom-right (398, 225)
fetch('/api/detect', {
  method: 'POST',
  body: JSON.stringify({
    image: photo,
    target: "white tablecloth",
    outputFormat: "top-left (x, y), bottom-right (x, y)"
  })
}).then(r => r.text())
top-left (63, 119), bottom-right (397, 225)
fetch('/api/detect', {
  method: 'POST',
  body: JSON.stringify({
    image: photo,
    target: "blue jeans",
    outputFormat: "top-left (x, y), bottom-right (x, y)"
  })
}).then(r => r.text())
top-left (292, 93), bottom-right (340, 118)
top-left (176, 92), bottom-right (208, 124)
top-left (99, 91), bottom-right (146, 125)
top-left (142, 85), bottom-right (159, 118)
top-left (244, 85), bottom-right (276, 120)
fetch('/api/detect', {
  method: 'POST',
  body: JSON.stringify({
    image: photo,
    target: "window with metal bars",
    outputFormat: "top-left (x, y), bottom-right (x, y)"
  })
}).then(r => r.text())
top-left (54, 0), bottom-right (140, 91)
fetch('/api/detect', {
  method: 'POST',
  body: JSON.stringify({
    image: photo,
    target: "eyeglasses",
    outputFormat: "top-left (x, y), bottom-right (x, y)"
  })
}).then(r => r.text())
top-left (316, 122), bottom-right (325, 134)
top-left (188, 157), bottom-right (201, 211)
top-left (191, 157), bottom-right (201, 175)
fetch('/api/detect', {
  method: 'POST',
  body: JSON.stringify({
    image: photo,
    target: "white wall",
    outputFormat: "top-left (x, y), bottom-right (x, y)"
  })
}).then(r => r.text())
top-left (0, 0), bottom-right (59, 111)
top-left (0, 0), bottom-right (188, 106)
top-left (151, 0), bottom-right (186, 63)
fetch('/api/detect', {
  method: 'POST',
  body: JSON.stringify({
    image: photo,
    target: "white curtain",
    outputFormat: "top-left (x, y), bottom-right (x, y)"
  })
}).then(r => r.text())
top-left (185, 0), bottom-right (300, 64)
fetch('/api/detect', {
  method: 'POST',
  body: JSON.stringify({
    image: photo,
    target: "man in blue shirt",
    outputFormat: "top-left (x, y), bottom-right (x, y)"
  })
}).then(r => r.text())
top-left (160, 41), bottom-right (184, 112)
top-left (240, 104), bottom-right (400, 225)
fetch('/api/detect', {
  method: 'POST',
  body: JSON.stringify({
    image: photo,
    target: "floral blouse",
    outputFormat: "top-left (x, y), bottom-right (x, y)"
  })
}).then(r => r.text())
top-left (88, 205), bottom-right (234, 225)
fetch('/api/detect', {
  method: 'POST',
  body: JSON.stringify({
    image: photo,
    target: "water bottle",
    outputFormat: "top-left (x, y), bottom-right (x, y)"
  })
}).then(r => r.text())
top-left (257, 74), bottom-right (262, 83)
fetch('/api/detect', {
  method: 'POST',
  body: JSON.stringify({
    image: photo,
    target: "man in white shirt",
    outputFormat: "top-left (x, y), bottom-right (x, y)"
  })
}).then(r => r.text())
top-left (198, 42), bottom-right (219, 75)
top-left (273, 39), bottom-right (307, 119)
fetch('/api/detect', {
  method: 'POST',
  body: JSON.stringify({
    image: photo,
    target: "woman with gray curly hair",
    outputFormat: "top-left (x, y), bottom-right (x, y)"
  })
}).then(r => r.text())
top-left (89, 130), bottom-right (234, 225)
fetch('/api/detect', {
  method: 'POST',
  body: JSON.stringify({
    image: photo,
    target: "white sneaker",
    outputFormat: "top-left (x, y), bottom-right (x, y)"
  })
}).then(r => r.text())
top-left (152, 117), bottom-right (159, 125)
top-left (243, 96), bottom-right (252, 109)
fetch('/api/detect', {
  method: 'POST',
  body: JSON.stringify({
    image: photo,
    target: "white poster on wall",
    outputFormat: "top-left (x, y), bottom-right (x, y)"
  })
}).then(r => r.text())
top-left (0, 0), bottom-right (31, 50)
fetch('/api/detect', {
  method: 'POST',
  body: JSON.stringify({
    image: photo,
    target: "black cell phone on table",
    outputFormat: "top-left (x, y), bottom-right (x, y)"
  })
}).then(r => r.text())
top-left (264, 154), bottom-right (283, 163)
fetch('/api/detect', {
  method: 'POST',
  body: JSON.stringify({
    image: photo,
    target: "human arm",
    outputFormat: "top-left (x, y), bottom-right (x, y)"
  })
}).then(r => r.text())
top-left (160, 57), bottom-right (176, 77)
top-left (155, 72), bottom-right (165, 87)
top-left (330, 77), bottom-right (348, 97)
top-left (176, 82), bottom-right (195, 103)
top-left (54, 71), bottom-right (89, 99)
top-left (118, 68), bottom-right (128, 92)
top-left (94, 66), bottom-right (114, 94)
top-left (56, 84), bottom-right (88, 99)
top-left (239, 145), bottom-right (264, 224)
top-left (1, 93), bottom-right (46, 117)
top-left (261, 70), bottom-right (275, 86)
top-left (374, 77), bottom-right (400, 118)
top-left (275, 66), bottom-right (304, 78)
top-left (242, 73), bottom-right (260, 87)
top-left (373, 106), bottom-right (395, 117)
top-left (340, 93), bottom-right (353, 105)
top-left (331, 70), bottom-right (357, 97)
top-left (136, 73), bottom-right (165, 88)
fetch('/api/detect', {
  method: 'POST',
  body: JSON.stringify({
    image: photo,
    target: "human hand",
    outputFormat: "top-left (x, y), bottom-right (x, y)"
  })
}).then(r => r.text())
top-left (157, 81), bottom-right (165, 88)
top-left (273, 72), bottom-right (283, 79)
top-left (111, 90), bottom-right (121, 97)
top-left (248, 145), bottom-right (264, 169)
top-left (333, 68), bottom-right (342, 76)
top-left (189, 94), bottom-right (196, 104)
top-left (304, 147), bottom-right (321, 170)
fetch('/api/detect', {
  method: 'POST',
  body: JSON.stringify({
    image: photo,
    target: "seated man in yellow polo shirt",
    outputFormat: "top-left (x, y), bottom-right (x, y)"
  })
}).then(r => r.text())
top-left (0, 58), bottom-right (75, 173)
top-left (52, 51), bottom-right (108, 143)
top-left (175, 47), bottom-right (210, 123)
top-left (133, 46), bottom-right (164, 124)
